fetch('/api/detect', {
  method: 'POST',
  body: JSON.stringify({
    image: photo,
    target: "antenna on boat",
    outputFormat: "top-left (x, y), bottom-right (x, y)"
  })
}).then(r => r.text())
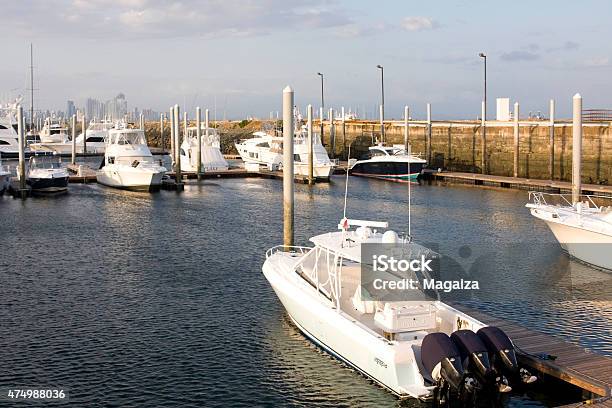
top-left (408, 143), bottom-right (412, 239)
top-left (343, 143), bottom-right (352, 220)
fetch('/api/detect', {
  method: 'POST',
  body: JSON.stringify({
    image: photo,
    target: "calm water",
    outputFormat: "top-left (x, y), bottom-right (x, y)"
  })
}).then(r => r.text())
top-left (0, 174), bottom-right (610, 407)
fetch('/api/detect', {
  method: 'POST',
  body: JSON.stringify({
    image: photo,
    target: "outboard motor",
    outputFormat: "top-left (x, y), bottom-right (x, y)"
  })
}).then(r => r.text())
top-left (421, 333), bottom-right (464, 393)
top-left (477, 326), bottom-right (537, 387)
top-left (451, 330), bottom-right (510, 393)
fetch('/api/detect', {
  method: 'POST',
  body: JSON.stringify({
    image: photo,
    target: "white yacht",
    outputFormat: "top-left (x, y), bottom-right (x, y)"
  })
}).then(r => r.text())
top-left (179, 125), bottom-right (229, 172)
top-left (349, 144), bottom-right (427, 181)
top-left (0, 156), bottom-right (10, 194)
top-left (526, 192), bottom-right (612, 270)
top-left (21, 155), bottom-right (69, 193)
top-left (0, 106), bottom-right (21, 157)
top-left (235, 126), bottom-right (335, 178)
top-left (30, 118), bottom-right (71, 153)
top-left (96, 127), bottom-right (166, 191)
top-left (75, 119), bottom-right (115, 153)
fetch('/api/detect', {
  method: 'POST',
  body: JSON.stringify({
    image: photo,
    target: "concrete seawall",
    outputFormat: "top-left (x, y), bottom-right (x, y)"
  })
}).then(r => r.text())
top-left (318, 120), bottom-right (611, 185)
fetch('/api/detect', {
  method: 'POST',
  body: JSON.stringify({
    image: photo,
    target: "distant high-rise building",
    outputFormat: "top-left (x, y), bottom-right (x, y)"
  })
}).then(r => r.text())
top-left (66, 100), bottom-right (76, 118)
top-left (85, 97), bottom-right (105, 120)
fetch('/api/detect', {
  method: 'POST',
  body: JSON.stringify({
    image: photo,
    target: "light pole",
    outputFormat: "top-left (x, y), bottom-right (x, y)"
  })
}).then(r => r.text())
top-left (317, 72), bottom-right (324, 142)
top-left (479, 52), bottom-right (487, 173)
top-left (377, 65), bottom-right (384, 140)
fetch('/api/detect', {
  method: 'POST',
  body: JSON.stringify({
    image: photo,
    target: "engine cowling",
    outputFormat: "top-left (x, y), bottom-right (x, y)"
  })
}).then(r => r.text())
top-left (451, 329), bottom-right (493, 381)
top-left (421, 332), bottom-right (464, 391)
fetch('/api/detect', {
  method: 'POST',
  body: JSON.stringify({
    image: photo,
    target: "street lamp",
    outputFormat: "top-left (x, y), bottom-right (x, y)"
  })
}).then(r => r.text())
top-left (479, 53), bottom-right (487, 173)
top-left (376, 64), bottom-right (384, 140)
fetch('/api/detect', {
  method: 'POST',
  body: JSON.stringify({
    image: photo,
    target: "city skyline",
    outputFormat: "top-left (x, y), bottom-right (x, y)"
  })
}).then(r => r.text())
top-left (1, 1), bottom-right (611, 119)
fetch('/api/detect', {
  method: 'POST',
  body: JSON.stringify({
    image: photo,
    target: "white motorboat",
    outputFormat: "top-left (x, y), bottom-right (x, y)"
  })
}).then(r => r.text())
top-left (263, 218), bottom-right (537, 400)
top-left (29, 118), bottom-right (71, 153)
top-left (0, 155), bottom-right (10, 195)
top-left (20, 155), bottom-right (69, 193)
top-left (0, 104), bottom-right (22, 157)
top-left (96, 127), bottom-right (166, 191)
top-left (235, 126), bottom-right (335, 178)
top-left (179, 125), bottom-right (229, 172)
top-left (526, 192), bottom-right (612, 270)
top-left (349, 144), bottom-right (427, 181)
top-left (75, 119), bottom-right (115, 153)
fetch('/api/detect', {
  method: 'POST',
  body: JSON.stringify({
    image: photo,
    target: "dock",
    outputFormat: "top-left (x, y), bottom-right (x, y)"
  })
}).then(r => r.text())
top-left (455, 304), bottom-right (611, 402)
top-left (422, 171), bottom-right (612, 195)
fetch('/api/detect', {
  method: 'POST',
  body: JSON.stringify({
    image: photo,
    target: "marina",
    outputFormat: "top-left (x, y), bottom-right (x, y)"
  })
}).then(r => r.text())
top-left (1, 1), bottom-right (611, 407)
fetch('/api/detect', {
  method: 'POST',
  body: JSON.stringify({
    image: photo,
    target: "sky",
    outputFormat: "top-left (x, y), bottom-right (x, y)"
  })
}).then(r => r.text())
top-left (1, 0), bottom-right (611, 119)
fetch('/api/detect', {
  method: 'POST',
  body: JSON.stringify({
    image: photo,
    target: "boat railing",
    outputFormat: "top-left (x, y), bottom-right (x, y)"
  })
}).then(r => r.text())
top-left (265, 245), bottom-right (312, 259)
top-left (528, 191), bottom-right (612, 211)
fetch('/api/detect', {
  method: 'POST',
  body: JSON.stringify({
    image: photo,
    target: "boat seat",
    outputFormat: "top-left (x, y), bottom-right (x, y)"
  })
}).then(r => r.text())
top-left (374, 302), bottom-right (437, 333)
top-left (351, 286), bottom-right (376, 314)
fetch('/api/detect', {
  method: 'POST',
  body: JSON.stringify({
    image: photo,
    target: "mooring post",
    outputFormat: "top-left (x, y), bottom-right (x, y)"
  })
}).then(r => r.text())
top-left (160, 113), bottom-right (165, 154)
top-left (82, 114), bottom-right (87, 154)
top-left (404, 106), bottom-right (409, 152)
top-left (307, 104), bottom-right (314, 185)
top-left (426, 103), bottom-right (432, 163)
top-left (174, 104), bottom-right (182, 182)
top-left (283, 86), bottom-right (294, 248)
top-left (572, 94), bottom-right (582, 205)
top-left (513, 102), bottom-right (520, 178)
top-left (549, 99), bottom-right (555, 180)
top-left (71, 114), bottom-right (76, 165)
top-left (341, 106), bottom-right (346, 156)
top-left (319, 106), bottom-right (324, 146)
top-left (196, 107), bottom-right (202, 180)
top-left (17, 105), bottom-right (26, 197)
top-left (379, 104), bottom-right (384, 143)
top-left (329, 107), bottom-right (335, 157)
top-left (140, 113), bottom-right (144, 131)
top-left (481, 101), bottom-right (486, 174)
top-left (169, 107), bottom-right (175, 164)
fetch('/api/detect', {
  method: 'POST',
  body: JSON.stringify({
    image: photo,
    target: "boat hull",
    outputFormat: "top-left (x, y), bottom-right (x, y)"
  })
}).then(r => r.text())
top-left (538, 216), bottom-right (612, 270)
top-left (349, 161), bottom-right (425, 181)
top-left (294, 163), bottom-right (334, 178)
top-left (27, 176), bottom-right (69, 193)
top-left (262, 256), bottom-right (431, 399)
top-left (96, 168), bottom-right (165, 192)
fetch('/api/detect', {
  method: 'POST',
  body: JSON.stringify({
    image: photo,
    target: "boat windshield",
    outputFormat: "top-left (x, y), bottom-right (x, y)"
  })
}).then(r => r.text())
top-left (110, 131), bottom-right (146, 145)
top-left (30, 156), bottom-right (61, 169)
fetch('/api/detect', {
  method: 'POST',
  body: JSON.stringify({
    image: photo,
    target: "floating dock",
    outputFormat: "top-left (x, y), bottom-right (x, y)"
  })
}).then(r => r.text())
top-left (422, 171), bottom-right (612, 196)
top-left (455, 304), bottom-right (611, 402)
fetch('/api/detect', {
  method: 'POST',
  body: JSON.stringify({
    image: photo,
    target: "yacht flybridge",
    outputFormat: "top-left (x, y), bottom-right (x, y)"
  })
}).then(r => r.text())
top-left (30, 118), bottom-right (71, 153)
top-left (96, 127), bottom-right (166, 191)
top-left (349, 144), bottom-right (427, 181)
top-left (235, 126), bottom-right (335, 178)
top-left (263, 219), bottom-right (537, 401)
top-left (526, 192), bottom-right (612, 270)
top-left (179, 125), bottom-right (229, 172)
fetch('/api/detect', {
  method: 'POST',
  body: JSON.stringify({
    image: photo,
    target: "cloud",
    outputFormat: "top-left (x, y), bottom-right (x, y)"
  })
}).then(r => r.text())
top-left (401, 16), bottom-right (437, 32)
top-left (546, 40), bottom-right (580, 52)
top-left (582, 57), bottom-right (610, 67)
top-left (500, 50), bottom-right (539, 62)
top-left (333, 22), bottom-right (388, 38)
top-left (1, 0), bottom-right (352, 39)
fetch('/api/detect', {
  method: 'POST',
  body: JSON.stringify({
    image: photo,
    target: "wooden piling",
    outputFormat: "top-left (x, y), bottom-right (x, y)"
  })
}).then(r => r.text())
top-left (481, 101), bottom-right (486, 174)
top-left (404, 106), bottom-right (409, 152)
top-left (82, 114), bottom-right (87, 154)
top-left (549, 99), bottom-right (555, 180)
top-left (283, 86), bottom-right (294, 248)
top-left (196, 107), bottom-right (202, 180)
top-left (307, 104), bottom-right (314, 185)
top-left (426, 103), bottom-right (432, 163)
top-left (17, 105), bottom-right (26, 197)
top-left (572, 94), bottom-right (582, 204)
top-left (174, 104), bottom-right (182, 182)
top-left (160, 113), bottom-right (165, 153)
top-left (329, 107), bottom-right (335, 157)
top-left (170, 107), bottom-right (175, 163)
top-left (71, 114), bottom-right (76, 165)
top-left (514, 102), bottom-right (520, 178)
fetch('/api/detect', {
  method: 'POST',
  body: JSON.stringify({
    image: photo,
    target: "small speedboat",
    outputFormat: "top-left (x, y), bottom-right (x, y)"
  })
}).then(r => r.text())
top-left (526, 192), bottom-right (612, 270)
top-left (179, 125), bottom-right (228, 172)
top-left (23, 155), bottom-right (69, 193)
top-left (96, 127), bottom-right (166, 191)
top-left (349, 144), bottom-right (427, 181)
